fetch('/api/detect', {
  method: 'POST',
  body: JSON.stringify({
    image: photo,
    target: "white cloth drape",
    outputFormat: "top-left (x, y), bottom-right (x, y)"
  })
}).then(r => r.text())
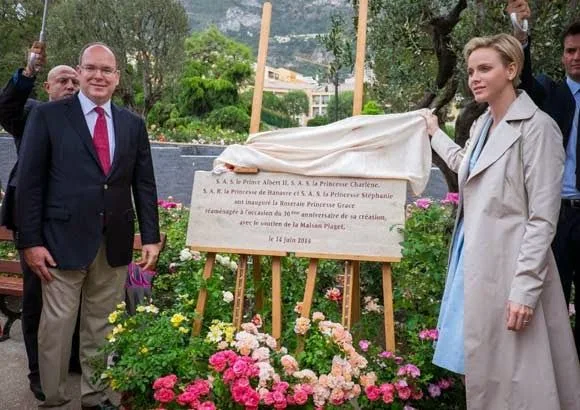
top-left (214, 109), bottom-right (432, 195)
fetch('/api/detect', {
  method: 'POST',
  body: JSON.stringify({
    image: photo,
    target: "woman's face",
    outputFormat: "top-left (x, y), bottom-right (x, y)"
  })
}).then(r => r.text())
top-left (467, 47), bottom-right (515, 104)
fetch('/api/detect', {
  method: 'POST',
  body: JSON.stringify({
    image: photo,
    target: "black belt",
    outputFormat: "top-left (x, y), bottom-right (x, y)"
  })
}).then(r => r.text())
top-left (562, 199), bottom-right (580, 209)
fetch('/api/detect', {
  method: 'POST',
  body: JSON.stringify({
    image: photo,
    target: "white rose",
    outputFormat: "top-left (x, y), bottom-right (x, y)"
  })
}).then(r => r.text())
top-left (229, 261), bottom-right (238, 271)
top-left (222, 291), bottom-right (234, 303)
top-left (179, 248), bottom-right (193, 262)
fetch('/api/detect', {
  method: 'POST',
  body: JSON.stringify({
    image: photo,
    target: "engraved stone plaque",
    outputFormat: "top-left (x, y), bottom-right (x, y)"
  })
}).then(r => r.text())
top-left (186, 171), bottom-right (406, 260)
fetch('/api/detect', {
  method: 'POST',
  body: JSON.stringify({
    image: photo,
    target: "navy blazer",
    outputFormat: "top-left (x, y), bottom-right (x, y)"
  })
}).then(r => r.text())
top-left (520, 39), bottom-right (579, 190)
top-left (0, 72), bottom-right (39, 229)
top-left (15, 93), bottom-right (160, 269)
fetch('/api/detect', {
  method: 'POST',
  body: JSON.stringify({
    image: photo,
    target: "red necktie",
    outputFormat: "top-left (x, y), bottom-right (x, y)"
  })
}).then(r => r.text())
top-left (93, 106), bottom-right (111, 175)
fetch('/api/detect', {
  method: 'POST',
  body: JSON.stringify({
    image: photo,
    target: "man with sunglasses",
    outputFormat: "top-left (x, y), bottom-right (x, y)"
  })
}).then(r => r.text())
top-left (0, 41), bottom-right (80, 402)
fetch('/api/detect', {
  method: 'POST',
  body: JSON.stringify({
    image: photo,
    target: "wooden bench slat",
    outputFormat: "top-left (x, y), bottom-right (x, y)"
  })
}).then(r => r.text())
top-left (0, 261), bottom-right (22, 275)
top-left (0, 276), bottom-right (24, 297)
top-left (0, 226), bottom-right (13, 241)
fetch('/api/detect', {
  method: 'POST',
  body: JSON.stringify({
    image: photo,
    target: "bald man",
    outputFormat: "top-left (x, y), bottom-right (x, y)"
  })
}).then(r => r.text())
top-left (16, 42), bottom-right (160, 409)
top-left (0, 41), bottom-right (80, 402)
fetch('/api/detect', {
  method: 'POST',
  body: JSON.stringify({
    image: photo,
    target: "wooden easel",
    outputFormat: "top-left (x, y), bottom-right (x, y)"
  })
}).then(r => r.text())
top-left (191, 248), bottom-right (286, 339)
top-left (296, 253), bottom-right (399, 352)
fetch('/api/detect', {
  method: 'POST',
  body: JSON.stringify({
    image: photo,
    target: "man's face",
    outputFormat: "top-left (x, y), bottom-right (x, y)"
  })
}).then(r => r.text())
top-left (44, 66), bottom-right (79, 101)
top-left (77, 45), bottom-right (119, 105)
top-left (562, 34), bottom-right (580, 82)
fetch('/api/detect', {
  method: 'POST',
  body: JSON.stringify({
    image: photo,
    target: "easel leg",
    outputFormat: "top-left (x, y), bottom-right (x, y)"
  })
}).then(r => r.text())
top-left (351, 261), bottom-right (361, 326)
top-left (233, 255), bottom-right (248, 330)
top-left (252, 256), bottom-right (264, 314)
top-left (271, 256), bottom-right (282, 340)
top-left (301, 259), bottom-right (318, 319)
top-left (193, 253), bottom-right (216, 336)
top-left (342, 261), bottom-right (355, 329)
top-left (382, 262), bottom-right (396, 352)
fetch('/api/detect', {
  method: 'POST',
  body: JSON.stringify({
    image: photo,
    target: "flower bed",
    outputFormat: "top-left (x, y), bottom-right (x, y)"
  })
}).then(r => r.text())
top-left (96, 194), bottom-right (468, 409)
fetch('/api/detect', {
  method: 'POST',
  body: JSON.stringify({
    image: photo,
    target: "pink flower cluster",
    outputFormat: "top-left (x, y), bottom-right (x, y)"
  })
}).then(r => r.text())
top-left (364, 379), bottom-right (424, 404)
top-left (418, 328), bottom-right (439, 341)
top-left (414, 198), bottom-right (432, 209)
top-left (157, 198), bottom-right (179, 209)
top-left (152, 374), bottom-right (216, 409)
top-left (428, 378), bottom-right (454, 397)
top-left (440, 192), bottom-right (460, 205)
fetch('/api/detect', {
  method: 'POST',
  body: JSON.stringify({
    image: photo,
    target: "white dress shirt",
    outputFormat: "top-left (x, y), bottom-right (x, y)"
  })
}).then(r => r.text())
top-left (78, 90), bottom-right (116, 162)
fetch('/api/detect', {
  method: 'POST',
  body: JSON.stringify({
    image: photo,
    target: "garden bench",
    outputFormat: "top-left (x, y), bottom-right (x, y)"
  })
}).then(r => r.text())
top-left (0, 226), bottom-right (166, 341)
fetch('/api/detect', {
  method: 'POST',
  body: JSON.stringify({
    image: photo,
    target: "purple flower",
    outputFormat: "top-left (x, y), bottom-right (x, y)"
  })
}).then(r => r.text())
top-left (379, 351), bottom-right (394, 359)
top-left (428, 384), bottom-right (441, 398)
top-left (359, 340), bottom-right (371, 352)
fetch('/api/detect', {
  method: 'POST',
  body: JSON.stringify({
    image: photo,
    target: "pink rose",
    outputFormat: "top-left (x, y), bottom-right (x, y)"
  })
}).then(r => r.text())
top-left (293, 389), bottom-right (309, 405)
top-left (382, 391), bottom-right (394, 404)
top-left (379, 351), bottom-right (394, 359)
top-left (176, 391), bottom-right (198, 406)
top-left (441, 192), bottom-right (459, 205)
top-left (412, 388), bottom-right (424, 400)
top-left (209, 353), bottom-right (228, 372)
top-left (365, 385), bottom-right (381, 401)
top-left (232, 359), bottom-right (249, 376)
top-left (414, 198), bottom-right (432, 209)
top-left (153, 388), bottom-right (175, 403)
top-left (198, 402), bottom-right (216, 410)
top-left (397, 386), bottom-right (412, 400)
top-left (153, 374), bottom-right (178, 390)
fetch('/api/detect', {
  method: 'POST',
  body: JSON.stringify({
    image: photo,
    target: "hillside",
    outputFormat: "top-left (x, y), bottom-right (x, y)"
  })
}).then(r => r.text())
top-left (179, 0), bottom-right (353, 76)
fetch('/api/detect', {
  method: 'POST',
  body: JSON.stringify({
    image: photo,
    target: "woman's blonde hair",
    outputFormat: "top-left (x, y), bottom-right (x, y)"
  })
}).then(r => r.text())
top-left (463, 33), bottom-right (524, 86)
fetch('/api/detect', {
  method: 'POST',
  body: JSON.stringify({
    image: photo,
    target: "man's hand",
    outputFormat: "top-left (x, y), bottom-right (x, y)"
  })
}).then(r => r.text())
top-left (23, 246), bottom-right (55, 282)
top-left (138, 243), bottom-right (161, 271)
top-left (506, 0), bottom-right (531, 43)
top-left (24, 41), bottom-right (47, 77)
top-left (506, 300), bottom-right (534, 331)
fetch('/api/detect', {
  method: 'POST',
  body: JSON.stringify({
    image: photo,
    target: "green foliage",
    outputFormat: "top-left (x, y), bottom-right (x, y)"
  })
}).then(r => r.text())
top-left (261, 107), bottom-right (298, 129)
top-left (364, 0), bottom-right (580, 112)
top-left (147, 101), bottom-right (179, 128)
top-left (47, 0), bottom-right (188, 115)
top-left (392, 202), bottom-right (455, 331)
top-left (282, 91), bottom-right (310, 117)
top-left (307, 116), bottom-right (331, 127)
top-left (327, 91), bottom-right (354, 122)
top-left (362, 100), bottom-right (384, 115)
top-left (152, 119), bottom-right (248, 145)
top-left (178, 77), bottom-right (239, 117)
top-left (0, 1), bottom-right (43, 88)
top-left (205, 106), bottom-right (250, 134)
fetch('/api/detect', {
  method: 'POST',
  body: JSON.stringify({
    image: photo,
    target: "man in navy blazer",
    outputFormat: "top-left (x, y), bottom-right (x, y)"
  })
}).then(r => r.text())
top-left (509, 0), bottom-right (580, 357)
top-left (0, 42), bottom-right (80, 401)
top-left (15, 42), bottom-right (161, 409)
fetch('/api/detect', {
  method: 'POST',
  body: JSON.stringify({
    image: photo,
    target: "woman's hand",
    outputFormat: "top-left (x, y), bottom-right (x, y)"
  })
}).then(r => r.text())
top-left (420, 111), bottom-right (441, 137)
top-left (506, 301), bottom-right (534, 331)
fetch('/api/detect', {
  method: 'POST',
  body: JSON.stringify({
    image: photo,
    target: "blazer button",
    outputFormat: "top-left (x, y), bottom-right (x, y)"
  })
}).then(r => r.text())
top-left (104, 184), bottom-right (108, 190)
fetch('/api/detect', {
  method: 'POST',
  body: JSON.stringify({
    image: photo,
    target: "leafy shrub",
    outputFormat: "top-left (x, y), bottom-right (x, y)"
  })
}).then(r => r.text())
top-left (205, 106), bottom-right (250, 134)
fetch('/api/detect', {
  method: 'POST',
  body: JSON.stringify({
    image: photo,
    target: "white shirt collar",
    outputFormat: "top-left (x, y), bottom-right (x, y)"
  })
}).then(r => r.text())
top-left (78, 90), bottom-right (112, 118)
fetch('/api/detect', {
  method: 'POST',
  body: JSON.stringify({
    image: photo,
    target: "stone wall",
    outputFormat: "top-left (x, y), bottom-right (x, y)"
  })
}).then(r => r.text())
top-left (0, 135), bottom-right (449, 205)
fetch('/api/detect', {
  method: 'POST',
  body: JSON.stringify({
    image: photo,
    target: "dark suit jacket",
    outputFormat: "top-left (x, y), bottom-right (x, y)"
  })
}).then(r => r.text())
top-left (0, 71), bottom-right (39, 229)
top-left (15, 93), bottom-right (160, 269)
top-left (520, 39), bottom-right (579, 190)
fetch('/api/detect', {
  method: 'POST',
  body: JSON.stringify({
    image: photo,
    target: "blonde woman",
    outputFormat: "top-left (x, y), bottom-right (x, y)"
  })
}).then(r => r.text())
top-left (422, 34), bottom-right (580, 409)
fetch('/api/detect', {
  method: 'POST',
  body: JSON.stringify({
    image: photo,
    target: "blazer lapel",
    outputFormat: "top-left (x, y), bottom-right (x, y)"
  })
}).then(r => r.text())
top-left (109, 103), bottom-right (125, 175)
top-left (458, 113), bottom-right (487, 191)
top-left (466, 91), bottom-right (536, 183)
top-left (65, 95), bottom-right (101, 168)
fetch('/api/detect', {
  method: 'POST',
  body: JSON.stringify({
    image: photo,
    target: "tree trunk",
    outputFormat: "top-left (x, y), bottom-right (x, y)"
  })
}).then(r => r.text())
top-left (414, 0), bottom-right (468, 193)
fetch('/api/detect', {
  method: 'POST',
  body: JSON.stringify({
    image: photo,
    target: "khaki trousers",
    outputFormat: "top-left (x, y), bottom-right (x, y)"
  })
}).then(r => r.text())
top-left (38, 241), bottom-right (127, 407)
